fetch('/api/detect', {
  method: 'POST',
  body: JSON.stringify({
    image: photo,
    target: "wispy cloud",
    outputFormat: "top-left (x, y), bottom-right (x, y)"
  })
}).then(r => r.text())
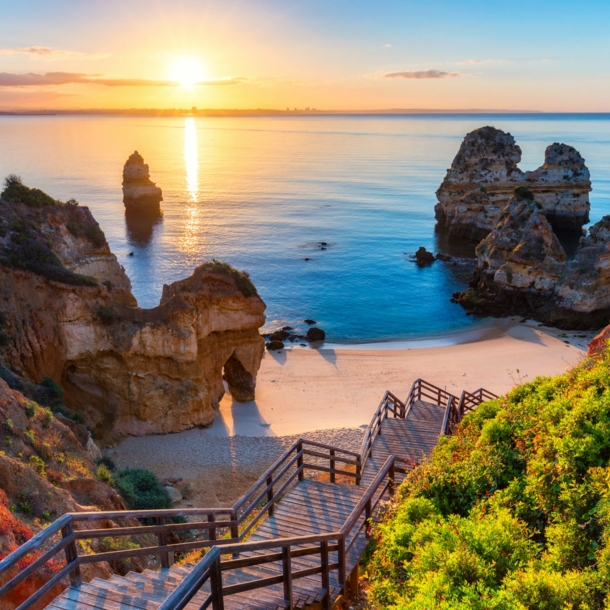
top-left (384, 43), bottom-right (392, 48)
top-left (0, 72), bottom-right (246, 87)
top-left (458, 58), bottom-right (508, 65)
top-left (0, 46), bottom-right (109, 59)
top-left (384, 70), bottom-right (462, 79)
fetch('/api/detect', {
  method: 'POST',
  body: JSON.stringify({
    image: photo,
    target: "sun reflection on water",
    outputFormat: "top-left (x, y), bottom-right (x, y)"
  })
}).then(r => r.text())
top-left (181, 118), bottom-right (201, 256)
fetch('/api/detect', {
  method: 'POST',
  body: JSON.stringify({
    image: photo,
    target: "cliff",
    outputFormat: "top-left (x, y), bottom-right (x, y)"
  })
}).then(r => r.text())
top-left (435, 126), bottom-right (591, 240)
top-left (454, 188), bottom-right (610, 328)
top-left (122, 151), bottom-right (163, 216)
top-left (0, 179), bottom-right (266, 440)
top-left (0, 378), bottom-right (120, 609)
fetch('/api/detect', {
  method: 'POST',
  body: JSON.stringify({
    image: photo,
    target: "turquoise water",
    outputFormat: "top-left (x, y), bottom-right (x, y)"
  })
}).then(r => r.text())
top-left (1, 113), bottom-right (609, 343)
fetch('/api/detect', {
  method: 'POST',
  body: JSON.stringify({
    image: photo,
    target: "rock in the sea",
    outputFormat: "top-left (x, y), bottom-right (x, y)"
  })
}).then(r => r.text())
top-left (435, 127), bottom-right (591, 240)
top-left (413, 247), bottom-right (435, 266)
top-left (269, 330), bottom-right (290, 341)
top-left (303, 319), bottom-right (317, 325)
top-left (0, 189), bottom-right (266, 439)
top-left (122, 151), bottom-right (163, 216)
top-left (306, 327), bottom-right (326, 342)
top-left (267, 340), bottom-right (285, 351)
top-left (455, 188), bottom-right (610, 329)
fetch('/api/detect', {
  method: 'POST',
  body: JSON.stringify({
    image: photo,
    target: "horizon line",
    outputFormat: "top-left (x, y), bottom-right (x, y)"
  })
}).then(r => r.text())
top-left (1, 107), bottom-right (610, 117)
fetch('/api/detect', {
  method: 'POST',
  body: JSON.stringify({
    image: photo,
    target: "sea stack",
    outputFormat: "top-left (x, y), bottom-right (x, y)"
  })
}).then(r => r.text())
top-left (435, 127), bottom-right (591, 241)
top-left (454, 187), bottom-right (610, 329)
top-left (122, 150), bottom-right (163, 216)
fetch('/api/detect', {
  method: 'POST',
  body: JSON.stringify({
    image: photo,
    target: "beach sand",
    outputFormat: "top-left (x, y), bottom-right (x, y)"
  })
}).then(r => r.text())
top-left (110, 318), bottom-right (594, 507)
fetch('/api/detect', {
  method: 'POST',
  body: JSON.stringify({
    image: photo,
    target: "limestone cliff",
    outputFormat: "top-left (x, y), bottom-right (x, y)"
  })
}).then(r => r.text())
top-left (455, 189), bottom-right (610, 329)
top-left (0, 181), bottom-right (266, 439)
top-left (122, 151), bottom-right (163, 216)
top-left (435, 127), bottom-right (591, 240)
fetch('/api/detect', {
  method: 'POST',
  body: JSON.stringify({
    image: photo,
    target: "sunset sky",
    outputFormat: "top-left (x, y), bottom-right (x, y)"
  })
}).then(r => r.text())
top-left (1, 0), bottom-right (609, 112)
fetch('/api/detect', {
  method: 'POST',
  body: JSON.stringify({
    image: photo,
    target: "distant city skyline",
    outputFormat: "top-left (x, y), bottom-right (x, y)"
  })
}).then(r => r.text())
top-left (1, 0), bottom-right (608, 111)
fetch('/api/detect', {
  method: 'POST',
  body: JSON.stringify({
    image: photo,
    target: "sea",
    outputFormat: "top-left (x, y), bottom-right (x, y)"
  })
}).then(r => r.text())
top-left (1, 113), bottom-right (609, 343)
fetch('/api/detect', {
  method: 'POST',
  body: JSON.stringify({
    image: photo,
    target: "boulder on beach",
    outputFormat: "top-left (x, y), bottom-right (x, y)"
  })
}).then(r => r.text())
top-left (267, 340), bottom-right (285, 351)
top-left (306, 327), bottom-right (326, 342)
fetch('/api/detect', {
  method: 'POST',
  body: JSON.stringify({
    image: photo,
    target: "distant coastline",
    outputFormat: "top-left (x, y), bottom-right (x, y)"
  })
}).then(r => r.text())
top-left (2, 108), bottom-right (598, 118)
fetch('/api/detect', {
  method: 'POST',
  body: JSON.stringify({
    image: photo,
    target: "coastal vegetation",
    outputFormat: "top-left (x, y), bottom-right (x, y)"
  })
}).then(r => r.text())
top-left (366, 348), bottom-right (610, 608)
top-left (0, 177), bottom-right (100, 287)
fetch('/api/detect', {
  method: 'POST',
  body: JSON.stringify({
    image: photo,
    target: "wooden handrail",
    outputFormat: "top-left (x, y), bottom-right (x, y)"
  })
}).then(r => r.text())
top-left (1, 378), bottom-right (488, 610)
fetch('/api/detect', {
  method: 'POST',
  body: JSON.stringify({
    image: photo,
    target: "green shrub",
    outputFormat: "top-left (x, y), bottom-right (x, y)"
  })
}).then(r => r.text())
top-left (23, 429), bottom-right (35, 445)
top-left (1, 179), bottom-right (57, 208)
top-left (24, 401), bottom-right (37, 418)
top-left (513, 185), bottom-right (535, 201)
top-left (97, 305), bottom-right (118, 325)
top-left (367, 350), bottom-right (610, 608)
top-left (204, 259), bottom-right (258, 298)
top-left (29, 455), bottom-right (46, 476)
top-left (96, 464), bottom-right (115, 485)
top-left (3, 419), bottom-right (14, 434)
top-left (97, 456), bottom-right (116, 471)
top-left (114, 468), bottom-right (171, 511)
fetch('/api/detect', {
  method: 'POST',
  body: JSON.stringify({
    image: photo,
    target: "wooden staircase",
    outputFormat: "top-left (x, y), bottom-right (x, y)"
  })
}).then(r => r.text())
top-left (0, 379), bottom-right (496, 610)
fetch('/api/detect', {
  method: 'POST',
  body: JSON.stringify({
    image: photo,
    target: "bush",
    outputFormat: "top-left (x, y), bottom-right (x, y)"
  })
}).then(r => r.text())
top-left (97, 305), bottom-right (118, 325)
top-left (514, 185), bottom-right (535, 201)
top-left (97, 456), bottom-right (116, 471)
top-left (367, 350), bottom-right (610, 608)
top-left (114, 468), bottom-right (171, 510)
top-left (24, 401), bottom-right (37, 418)
top-left (96, 464), bottom-right (115, 485)
top-left (29, 455), bottom-right (46, 476)
top-left (1, 180), bottom-right (57, 208)
top-left (204, 260), bottom-right (258, 298)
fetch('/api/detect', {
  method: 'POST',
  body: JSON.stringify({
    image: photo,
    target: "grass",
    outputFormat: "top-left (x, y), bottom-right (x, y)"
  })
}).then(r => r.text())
top-left (204, 259), bottom-right (258, 298)
top-left (1, 175), bottom-right (57, 208)
top-left (366, 347), bottom-right (610, 609)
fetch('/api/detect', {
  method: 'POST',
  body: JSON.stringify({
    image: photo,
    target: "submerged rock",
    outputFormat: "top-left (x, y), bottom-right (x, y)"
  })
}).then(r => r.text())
top-left (435, 127), bottom-right (591, 240)
top-left (455, 189), bottom-right (610, 329)
top-left (122, 151), bottom-right (163, 217)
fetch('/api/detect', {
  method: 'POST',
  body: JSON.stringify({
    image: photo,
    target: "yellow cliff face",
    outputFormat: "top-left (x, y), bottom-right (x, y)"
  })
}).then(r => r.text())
top-left (0, 192), bottom-right (266, 440)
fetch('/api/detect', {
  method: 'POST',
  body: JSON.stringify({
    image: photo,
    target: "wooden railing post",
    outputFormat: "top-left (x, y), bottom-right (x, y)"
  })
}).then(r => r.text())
top-left (266, 475), bottom-right (275, 516)
top-left (297, 441), bottom-right (304, 482)
top-left (155, 516), bottom-right (172, 569)
top-left (320, 540), bottom-right (330, 610)
top-left (338, 537), bottom-right (346, 586)
top-left (356, 457), bottom-right (362, 486)
top-left (282, 545), bottom-right (293, 609)
top-left (329, 449), bottom-right (336, 484)
top-left (365, 499), bottom-right (372, 537)
top-left (208, 513), bottom-right (216, 542)
top-left (389, 460), bottom-right (396, 498)
top-left (210, 553), bottom-right (224, 610)
top-left (230, 512), bottom-right (239, 540)
top-left (61, 520), bottom-right (82, 587)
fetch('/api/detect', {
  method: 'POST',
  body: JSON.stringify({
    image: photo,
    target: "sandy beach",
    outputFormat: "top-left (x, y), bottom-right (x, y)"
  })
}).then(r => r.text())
top-left (111, 318), bottom-right (594, 507)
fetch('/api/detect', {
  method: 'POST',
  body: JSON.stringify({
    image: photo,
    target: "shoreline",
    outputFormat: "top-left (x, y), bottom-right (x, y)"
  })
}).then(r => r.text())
top-left (110, 318), bottom-right (594, 506)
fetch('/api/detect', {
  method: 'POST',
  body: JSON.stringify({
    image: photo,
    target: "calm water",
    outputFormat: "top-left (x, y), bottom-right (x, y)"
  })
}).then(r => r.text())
top-left (1, 113), bottom-right (609, 343)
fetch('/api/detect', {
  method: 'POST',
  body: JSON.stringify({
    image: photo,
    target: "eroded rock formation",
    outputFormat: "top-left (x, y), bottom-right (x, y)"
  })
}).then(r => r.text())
top-left (435, 127), bottom-right (591, 240)
top-left (0, 188), bottom-right (265, 439)
top-left (122, 151), bottom-right (163, 216)
top-left (454, 189), bottom-right (610, 329)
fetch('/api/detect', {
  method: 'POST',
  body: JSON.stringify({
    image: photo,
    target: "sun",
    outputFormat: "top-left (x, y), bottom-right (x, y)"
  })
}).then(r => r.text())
top-left (171, 56), bottom-right (205, 88)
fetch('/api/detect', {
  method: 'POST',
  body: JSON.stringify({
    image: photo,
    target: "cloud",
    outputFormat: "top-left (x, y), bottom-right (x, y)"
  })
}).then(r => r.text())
top-left (0, 72), bottom-right (246, 87)
top-left (384, 44), bottom-right (392, 48)
top-left (384, 70), bottom-right (462, 79)
top-left (458, 58), bottom-right (508, 65)
top-left (0, 46), bottom-right (109, 59)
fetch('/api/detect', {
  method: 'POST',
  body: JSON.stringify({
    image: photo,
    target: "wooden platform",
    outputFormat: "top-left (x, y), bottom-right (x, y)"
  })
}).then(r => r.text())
top-left (46, 399), bottom-right (448, 610)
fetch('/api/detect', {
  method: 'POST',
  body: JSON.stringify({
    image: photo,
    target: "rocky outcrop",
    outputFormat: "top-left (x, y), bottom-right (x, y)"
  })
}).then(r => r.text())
top-left (454, 189), bottom-right (610, 329)
top-left (122, 151), bottom-right (163, 216)
top-left (435, 127), bottom-right (591, 240)
top-left (0, 186), bottom-right (266, 439)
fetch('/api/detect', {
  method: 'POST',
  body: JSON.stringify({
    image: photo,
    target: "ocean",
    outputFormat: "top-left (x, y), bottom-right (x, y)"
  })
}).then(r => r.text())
top-left (1, 113), bottom-right (609, 343)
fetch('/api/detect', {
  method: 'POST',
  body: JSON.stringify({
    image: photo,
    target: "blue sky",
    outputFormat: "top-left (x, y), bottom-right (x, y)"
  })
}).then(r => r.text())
top-left (0, 0), bottom-right (608, 110)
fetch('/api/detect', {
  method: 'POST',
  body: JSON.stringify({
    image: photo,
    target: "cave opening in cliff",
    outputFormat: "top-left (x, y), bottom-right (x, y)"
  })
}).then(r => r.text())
top-left (222, 351), bottom-right (256, 403)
